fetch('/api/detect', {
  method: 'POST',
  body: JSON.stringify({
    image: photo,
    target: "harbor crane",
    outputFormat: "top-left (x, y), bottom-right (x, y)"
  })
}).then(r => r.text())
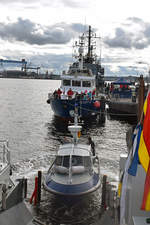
top-left (0, 59), bottom-right (40, 75)
top-left (0, 58), bottom-right (27, 70)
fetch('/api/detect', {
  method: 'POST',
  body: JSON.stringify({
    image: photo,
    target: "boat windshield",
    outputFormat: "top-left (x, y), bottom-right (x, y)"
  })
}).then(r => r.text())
top-left (72, 155), bottom-right (83, 166)
top-left (55, 155), bottom-right (92, 168)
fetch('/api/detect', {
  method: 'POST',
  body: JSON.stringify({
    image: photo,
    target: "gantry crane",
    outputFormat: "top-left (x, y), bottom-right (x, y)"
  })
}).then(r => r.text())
top-left (0, 58), bottom-right (27, 70)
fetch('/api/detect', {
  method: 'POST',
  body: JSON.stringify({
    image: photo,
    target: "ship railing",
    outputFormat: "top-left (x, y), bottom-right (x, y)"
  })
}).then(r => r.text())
top-left (0, 140), bottom-right (11, 207)
top-left (64, 68), bottom-right (93, 77)
top-left (57, 93), bottom-right (96, 101)
top-left (0, 140), bottom-right (10, 166)
top-left (51, 90), bottom-right (102, 102)
top-left (64, 73), bottom-right (93, 77)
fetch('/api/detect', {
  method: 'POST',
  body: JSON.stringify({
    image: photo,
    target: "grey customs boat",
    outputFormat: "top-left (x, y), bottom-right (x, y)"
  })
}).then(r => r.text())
top-left (43, 112), bottom-right (101, 196)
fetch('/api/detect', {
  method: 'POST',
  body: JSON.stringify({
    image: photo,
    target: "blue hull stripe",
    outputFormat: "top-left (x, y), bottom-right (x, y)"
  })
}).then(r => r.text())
top-left (45, 173), bottom-right (100, 195)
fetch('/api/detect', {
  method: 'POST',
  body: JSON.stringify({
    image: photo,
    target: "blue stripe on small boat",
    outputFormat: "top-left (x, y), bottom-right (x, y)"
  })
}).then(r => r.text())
top-left (45, 173), bottom-right (100, 195)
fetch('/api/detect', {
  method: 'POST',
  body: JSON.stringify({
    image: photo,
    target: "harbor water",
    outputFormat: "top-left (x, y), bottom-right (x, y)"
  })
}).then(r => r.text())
top-left (0, 78), bottom-right (132, 224)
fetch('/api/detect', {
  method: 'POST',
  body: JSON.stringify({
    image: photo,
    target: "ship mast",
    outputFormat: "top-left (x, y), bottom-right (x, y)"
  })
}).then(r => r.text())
top-left (78, 36), bottom-right (84, 70)
top-left (87, 25), bottom-right (92, 59)
top-left (85, 25), bottom-right (94, 64)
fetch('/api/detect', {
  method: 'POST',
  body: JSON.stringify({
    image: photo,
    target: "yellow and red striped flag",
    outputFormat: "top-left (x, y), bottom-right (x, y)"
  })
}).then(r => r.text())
top-left (138, 91), bottom-right (150, 210)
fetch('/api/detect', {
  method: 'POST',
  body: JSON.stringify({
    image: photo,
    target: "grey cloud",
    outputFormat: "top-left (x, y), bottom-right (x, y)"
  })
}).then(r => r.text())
top-left (127, 17), bottom-right (144, 24)
top-left (29, 53), bottom-right (72, 71)
top-left (71, 23), bottom-right (88, 33)
top-left (0, 0), bottom-right (38, 3)
top-left (0, 0), bottom-right (88, 8)
top-left (0, 18), bottom-right (85, 45)
top-left (61, 0), bottom-right (81, 7)
top-left (61, 0), bottom-right (90, 8)
top-left (143, 24), bottom-right (150, 38)
top-left (104, 28), bottom-right (132, 49)
top-left (132, 37), bottom-right (148, 49)
top-left (104, 17), bottom-right (150, 50)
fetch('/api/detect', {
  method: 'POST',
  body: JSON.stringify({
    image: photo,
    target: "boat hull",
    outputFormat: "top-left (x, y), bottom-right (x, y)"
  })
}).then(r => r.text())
top-left (107, 99), bottom-right (138, 122)
top-left (43, 173), bottom-right (101, 196)
top-left (49, 98), bottom-right (105, 121)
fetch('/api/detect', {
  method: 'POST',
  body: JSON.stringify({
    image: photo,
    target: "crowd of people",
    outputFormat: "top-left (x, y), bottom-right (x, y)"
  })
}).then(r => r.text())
top-left (53, 88), bottom-right (96, 100)
top-left (104, 82), bottom-right (139, 98)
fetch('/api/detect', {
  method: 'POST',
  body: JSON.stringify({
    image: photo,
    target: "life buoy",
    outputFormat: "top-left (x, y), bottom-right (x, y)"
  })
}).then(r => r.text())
top-left (94, 101), bottom-right (100, 108)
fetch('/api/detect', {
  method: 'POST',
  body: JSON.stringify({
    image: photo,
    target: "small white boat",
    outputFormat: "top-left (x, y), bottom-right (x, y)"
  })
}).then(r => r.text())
top-left (43, 109), bottom-right (101, 196)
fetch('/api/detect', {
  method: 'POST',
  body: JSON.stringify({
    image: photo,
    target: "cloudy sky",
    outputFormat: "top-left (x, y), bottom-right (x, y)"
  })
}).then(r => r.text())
top-left (0, 0), bottom-right (150, 76)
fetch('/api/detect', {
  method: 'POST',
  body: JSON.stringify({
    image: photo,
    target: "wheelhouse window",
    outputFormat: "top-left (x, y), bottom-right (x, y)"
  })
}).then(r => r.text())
top-left (83, 156), bottom-right (92, 167)
top-left (82, 81), bottom-right (91, 87)
top-left (55, 156), bottom-right (63, 166)
top-left (63, 80), bottom-right (71, 86)
top-left (72, 80), bottom-right (81, 87)
top-left (55, 156), bottom-right (70, 168)
top-left (62, 156), bottom-right (70, 168)
top-left (72, 155), bottom-right (83, 166)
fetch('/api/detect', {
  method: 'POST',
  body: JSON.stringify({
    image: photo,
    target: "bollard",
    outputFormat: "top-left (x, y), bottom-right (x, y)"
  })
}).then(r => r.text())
top-left (30, 171), bottom-right (42, 206)
top-left (24, 178), bottom-right (27, 198)
top-left (37, 171), bottom-right (42, 204)
top-left (30, 177), bottom-right (38, 205)
top-left (101, 175), bottom-right (107, 210)
top-left (34, 177), bottom-right (38, 206)
top-left (106, 183), bottom-right (111, 208)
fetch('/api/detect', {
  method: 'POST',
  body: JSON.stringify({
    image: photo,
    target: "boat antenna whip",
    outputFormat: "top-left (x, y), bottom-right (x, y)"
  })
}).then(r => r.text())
top-left (68, 104), bottom-right (82, 144)
top-left (74, 104), bottom-right (78, 125)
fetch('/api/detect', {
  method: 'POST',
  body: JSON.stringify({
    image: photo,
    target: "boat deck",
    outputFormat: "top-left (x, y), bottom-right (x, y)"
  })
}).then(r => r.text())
top-left (107, 97), bottom-right (138, 119)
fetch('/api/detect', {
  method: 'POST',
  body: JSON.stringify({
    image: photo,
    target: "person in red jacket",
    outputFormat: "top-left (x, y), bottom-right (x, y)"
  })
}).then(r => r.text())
top-left (67, 88), bottom-right (74, 99)
top-left (92, 89), bottom-right (96, 99)
top-left (57, 88), bottom-right (62, 99)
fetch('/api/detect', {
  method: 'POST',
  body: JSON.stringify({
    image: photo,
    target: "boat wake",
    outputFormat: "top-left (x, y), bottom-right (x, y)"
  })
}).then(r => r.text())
top-left (34, 190), bottom-right (102, 225)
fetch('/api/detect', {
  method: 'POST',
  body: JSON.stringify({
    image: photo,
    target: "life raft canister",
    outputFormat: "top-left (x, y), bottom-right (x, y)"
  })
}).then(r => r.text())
top-left (94, 101), bottom-right (100, 108)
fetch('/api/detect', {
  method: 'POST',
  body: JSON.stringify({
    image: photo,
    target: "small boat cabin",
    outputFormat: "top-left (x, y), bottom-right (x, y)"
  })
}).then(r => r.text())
top-left (52, 144), bottom-right (94, 179)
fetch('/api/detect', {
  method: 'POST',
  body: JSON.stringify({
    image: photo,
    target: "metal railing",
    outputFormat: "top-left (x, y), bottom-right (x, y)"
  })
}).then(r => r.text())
top-left (0, 140), bottom-right (10, 166)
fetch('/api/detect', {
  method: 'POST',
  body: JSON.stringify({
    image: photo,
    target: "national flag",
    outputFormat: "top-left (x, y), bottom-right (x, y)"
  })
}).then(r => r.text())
top-left (128, 124), bottom-right (142, 176)
top-left (138, 91), bottom-right (150, 210)
top-left (138, 131), bottom-right (149, 172)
